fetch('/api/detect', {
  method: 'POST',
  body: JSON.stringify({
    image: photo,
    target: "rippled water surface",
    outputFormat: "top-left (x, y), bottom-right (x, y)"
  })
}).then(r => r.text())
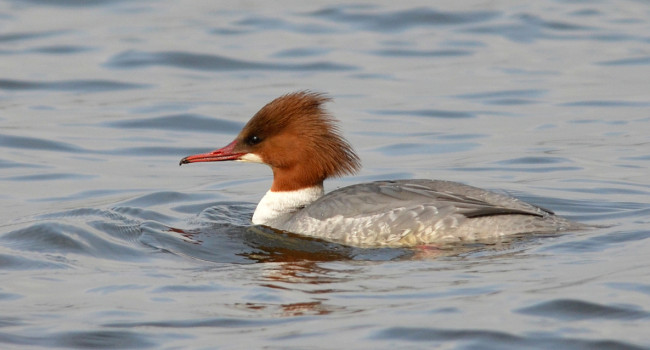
top-left (2, 0), bottom-right (650, 349)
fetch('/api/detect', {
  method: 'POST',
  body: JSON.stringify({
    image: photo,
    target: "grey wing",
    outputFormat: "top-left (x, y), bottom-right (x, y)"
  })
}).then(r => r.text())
top-left (303, 179), bottom-right (551, 220)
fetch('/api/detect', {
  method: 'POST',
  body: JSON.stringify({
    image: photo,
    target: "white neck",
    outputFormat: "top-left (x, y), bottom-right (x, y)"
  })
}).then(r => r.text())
top-left (252, 185), bottom-right (324, 226)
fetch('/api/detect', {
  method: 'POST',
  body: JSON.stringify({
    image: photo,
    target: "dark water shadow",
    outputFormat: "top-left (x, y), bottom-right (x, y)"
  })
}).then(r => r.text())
top-left (105, 50), bottom-right (356, 72)
top-left (140, 223), bottom-right (414, 264)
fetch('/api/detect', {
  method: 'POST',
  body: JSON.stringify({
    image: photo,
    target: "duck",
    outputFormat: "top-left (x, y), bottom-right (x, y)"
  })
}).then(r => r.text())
top-left (180, 91), bottom-right (579, 247)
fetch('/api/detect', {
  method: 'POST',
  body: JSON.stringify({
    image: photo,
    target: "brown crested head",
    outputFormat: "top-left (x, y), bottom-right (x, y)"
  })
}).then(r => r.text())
top-left (232, 91), bottom-right (361, 191)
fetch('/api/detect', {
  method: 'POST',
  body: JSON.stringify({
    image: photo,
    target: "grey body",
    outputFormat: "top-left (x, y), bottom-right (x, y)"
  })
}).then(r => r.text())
top-left (275, 179), bottom-right (578, 247)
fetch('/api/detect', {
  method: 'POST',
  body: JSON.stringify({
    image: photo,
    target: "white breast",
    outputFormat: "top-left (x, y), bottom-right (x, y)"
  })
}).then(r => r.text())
top-left (252, 185), bottom-right (324, 227)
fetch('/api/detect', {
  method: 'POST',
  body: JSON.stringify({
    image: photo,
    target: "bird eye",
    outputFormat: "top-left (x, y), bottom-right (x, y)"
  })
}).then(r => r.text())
top-left (247, 135), bottom-right (262, 145)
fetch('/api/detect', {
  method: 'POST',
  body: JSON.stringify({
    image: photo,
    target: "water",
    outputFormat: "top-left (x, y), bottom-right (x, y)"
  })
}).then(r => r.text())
top-left (1, 0), bottom-right (649, 348)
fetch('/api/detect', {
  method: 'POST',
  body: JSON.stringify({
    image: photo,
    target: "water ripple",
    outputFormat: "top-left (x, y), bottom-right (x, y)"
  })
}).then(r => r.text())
top-left (453, 166), bottom-right (582, 173)
top-left (232, 16), bottom-right (335, 34)
top-left (310, 7), bottom-right (498, 32)
top-left (374, 142), bottom-right (479, 156)
top-left (372, 109), bottom-right (475, 119)
top-left (463, 13), bottom-right (598, 43)
top-left (1, 221), bottom-right (146, 260)
top-left (374, 326), bottom-right (645, 350)
top-left (104, 316), bottom-right (290, 329)
top-left (540, 230), bottom-right (650, 253)
top-left (597, 56), bottom-right (650, 66)
top-left (0, 159), bottom-right (46, 169)
top-left (13, 0), bottom-right (128, 7)
top-left (28, 45), bottom-right (94, 54)
top-left (0, 30), bottom-right (68, 43)
top-left (561, 100), bottom-right (650, 107)
top-left (2, 173), bottom-right (95, 182)
top-left (0, 330), bottom-right (155, 349)
top-left (273, 47), bottom-right (331, 58)
top-left (116, 191), bottom-right (215, 208)
top-left (0, 134), bottom-right (87, 153)
top-left (106, 114), bottom-right (243, 134)
top-left (34, 189), bottom-right (136, 202)
top-left (370, 49), bottom-right (473, 57)
top-left (516, 299), bottom-right (650, 321)
top-left (496, 157), bottom-right (571, 165)
top-left (0, 79), bottom-right (150, 92)
top-left (0, 253), bottom-right (68, 270)
top-left (2, 208), bottom-right (152, 265)
top-left (455, 89), bottom-right (546, 100)
top-left (606, 282), bottom-right (650, 296)
top-left (105, 50), bottom-right (356, 72)
top-left (109, 146), bottom-right (206, 157)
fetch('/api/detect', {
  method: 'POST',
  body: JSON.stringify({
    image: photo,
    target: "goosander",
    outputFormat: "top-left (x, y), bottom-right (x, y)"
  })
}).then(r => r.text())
top-left (180, 91), bottom-right (579, 247)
